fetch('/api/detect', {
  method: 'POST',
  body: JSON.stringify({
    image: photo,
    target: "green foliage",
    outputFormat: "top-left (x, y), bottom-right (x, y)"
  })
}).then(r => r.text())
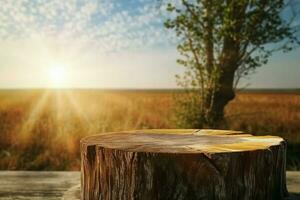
top-left (164, 0), bottom-right (299, 128)
top-left (173, 91), bottom-right (204, 128)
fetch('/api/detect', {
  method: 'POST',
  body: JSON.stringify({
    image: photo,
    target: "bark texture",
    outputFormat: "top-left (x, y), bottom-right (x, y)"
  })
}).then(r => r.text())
top-left (81, 129), bottom-right (288, 200)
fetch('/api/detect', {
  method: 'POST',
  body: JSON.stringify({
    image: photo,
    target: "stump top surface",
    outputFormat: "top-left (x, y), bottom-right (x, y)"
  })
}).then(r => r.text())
top-left (81, 129), bottom-right (284, 153)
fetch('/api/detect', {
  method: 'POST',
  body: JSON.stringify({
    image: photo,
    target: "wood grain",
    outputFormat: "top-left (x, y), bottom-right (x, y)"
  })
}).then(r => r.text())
top-left (0, 171), bottom-right (80, 200)
top-left (81, 129), bottom-right (288, 200)
top-left (0, 171), bottom-right (300, 199)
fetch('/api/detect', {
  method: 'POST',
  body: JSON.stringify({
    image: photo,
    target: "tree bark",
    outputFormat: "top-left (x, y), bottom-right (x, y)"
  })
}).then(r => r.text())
top-left (205, 68), bottom-right (236, 127)
top-left (204, 1), bottom-right (248, 128)
top-left (81, 129), bottom-right (288, 200)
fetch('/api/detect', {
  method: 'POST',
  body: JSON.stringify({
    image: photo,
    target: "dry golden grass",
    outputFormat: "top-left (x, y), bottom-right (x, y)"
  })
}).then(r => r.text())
top-left (0, 89), bottom-right (299, 170)
top-left (226, 92), bottom-right (300, 141)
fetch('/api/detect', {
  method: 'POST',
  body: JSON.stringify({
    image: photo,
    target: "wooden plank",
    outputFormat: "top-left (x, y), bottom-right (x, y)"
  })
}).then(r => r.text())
top-left (0, 171), bottom-right (299, 199)
top-left (286, 171), bottom-right (300, 200)
top-left (0, 171), bottom-right (80, 200)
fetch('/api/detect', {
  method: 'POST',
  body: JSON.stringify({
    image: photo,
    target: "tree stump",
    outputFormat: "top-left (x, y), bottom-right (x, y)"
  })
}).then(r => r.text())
top-left (81, 129), bottom-right (288, 200)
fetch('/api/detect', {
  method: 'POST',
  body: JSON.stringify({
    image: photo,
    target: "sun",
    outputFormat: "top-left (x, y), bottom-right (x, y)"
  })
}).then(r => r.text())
top-left (48, 64), bottom-right (67, 88)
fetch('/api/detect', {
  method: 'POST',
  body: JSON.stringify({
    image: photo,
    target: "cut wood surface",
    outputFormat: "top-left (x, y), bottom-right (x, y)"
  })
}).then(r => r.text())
top-left (81, 129), bottom-right (288, 200)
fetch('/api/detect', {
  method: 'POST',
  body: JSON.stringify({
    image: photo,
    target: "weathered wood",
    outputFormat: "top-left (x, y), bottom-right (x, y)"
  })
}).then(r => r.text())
top-left (0, 171), bottom-right (299, 200)
top-left (81, 129), bottom-right (288, 200)
top-left (0, 171), bottom-right (80, 200)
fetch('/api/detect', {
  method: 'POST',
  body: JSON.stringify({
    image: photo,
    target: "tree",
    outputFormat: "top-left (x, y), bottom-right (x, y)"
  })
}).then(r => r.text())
top-left (164, 0), bottom-right (300, 128)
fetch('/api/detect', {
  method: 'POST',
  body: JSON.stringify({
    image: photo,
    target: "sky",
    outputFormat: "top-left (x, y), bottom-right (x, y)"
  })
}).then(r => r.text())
top-left (0, 0), bottom-right (299, 89)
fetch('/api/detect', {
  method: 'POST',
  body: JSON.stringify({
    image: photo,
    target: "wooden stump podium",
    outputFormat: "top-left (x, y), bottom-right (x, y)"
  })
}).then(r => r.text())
top-left (81, 129), bottom-right (288, 200)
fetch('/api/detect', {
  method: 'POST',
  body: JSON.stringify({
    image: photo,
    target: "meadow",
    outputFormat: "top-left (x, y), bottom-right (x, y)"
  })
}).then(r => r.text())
top-left (0, 89), bottom-right (299, 170)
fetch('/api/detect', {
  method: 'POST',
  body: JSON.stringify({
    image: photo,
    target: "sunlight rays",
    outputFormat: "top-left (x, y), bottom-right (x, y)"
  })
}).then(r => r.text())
top-left (64, 91), bottom-right (94, 132)
top-left (17, 90), bottom-right (95, 142)
top-left (19, 91), bottom-right (50, 139)
top-left (53, 90), bottom-right (66, 137)
top-left (16, 90), bottom-right (146, 147)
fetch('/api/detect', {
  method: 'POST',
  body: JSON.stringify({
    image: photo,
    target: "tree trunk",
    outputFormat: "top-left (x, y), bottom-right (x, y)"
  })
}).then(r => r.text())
top-left (204, 1), bottom-right (247, 127)
top-left (205, 68), bottom-right (236, 127)
top-left (81, 129), bottom-right (288, 200)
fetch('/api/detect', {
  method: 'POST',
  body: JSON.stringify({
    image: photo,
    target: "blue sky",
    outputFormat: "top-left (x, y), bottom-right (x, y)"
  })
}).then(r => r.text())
top-left (0, 0), bottom-right (299, 89)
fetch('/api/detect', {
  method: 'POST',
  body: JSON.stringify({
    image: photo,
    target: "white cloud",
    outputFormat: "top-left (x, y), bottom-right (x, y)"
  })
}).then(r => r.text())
top-left (0, 0), bottom-right (173, 53)
top-left (0, 36), bottom-right (182, 88)
top-left (0, 0), bottom-right (185, 88)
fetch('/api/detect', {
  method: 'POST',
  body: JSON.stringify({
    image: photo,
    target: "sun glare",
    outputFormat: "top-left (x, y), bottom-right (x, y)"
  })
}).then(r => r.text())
top-left (48, 64), bottom-right (67, 88)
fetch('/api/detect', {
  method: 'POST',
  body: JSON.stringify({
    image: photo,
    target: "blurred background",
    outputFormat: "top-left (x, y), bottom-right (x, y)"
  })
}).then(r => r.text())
top-left (0, 0), bottom-right (299, 171)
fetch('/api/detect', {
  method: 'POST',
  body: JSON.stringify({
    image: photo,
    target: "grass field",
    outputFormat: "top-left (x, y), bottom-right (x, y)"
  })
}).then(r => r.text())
top-left (0, 89), bottom-right (299, 170)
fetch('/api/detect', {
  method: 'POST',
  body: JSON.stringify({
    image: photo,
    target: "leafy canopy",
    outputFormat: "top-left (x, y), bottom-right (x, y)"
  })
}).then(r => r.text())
top-left (164, 0), bottom-right (299, 85)
top-left (163, 0), bottom-right (299, 128)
